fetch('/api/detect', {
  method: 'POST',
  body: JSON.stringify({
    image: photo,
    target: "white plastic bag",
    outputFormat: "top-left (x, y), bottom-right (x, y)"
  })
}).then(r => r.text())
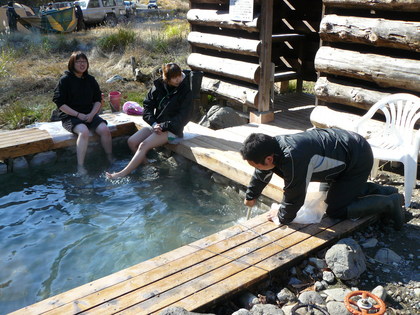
top-left (271, 191), bottom-right (328, 225)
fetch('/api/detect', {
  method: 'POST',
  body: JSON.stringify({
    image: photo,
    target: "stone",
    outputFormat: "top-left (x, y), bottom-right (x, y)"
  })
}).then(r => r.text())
top-left (232, 309), bottom-right (251, 315)
top-left (322, 271), bottom-right (335, 284)
top-left (303, 264), bottom-right (316, 276)
top-left (29, 151), bottom-right (57, 167)
top-left (158, 306), bottom-right (214, 315)
top-left (361, 238), bottom-right (378, 248)
top-left (414, 288), bottom-right (420, 299)
top-left (314, 281), bottom-right (325, 291)
top-left (199, 105), bottom-right (247, 130)
top-left (277, 288), bottom-right (298, 304)
top-left (326, 301), bottom-right (352, 315)
top-left (309, 257), bottom-right (328, 269)
top-left (249, 303), bottom-right (284, 315)
top-left (325, 238), bottom-right (366, 280)
top-left (288, 277), bottom-right (302, 286)
top-left (13, 156), bottom-right (29, 171)
top-left (372, 285), bottom-right (387, 301)
top-left (323, 288), bottom-right (352, 302)
top-left (298, 291), bottom-right (325, 305)
top-left (0, 162), bottom-right (7, 175)
top-left (374, 248), bottom-right (402, 264)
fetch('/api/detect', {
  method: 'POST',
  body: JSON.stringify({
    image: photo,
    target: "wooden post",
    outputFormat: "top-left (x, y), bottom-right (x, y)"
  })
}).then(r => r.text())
top-left (254, 0), bottom-right (274, 123)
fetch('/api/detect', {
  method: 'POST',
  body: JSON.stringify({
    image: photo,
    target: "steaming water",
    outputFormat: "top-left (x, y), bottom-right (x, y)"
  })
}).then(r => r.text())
top-left (0, 149), bottom-right (251, 314)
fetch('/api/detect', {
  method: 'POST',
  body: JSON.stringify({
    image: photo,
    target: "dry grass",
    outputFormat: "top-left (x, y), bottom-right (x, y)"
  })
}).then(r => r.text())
top-left (0, 19), bottom-right (190, 129)
top-left (137, 0), bottom-right (189, 10)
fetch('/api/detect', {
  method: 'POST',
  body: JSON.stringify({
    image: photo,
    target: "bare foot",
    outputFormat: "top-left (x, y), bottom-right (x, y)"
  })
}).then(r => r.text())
top-left (77, 165), bottom-right (87, 176)
top-left (105, 171), bottom-right (123, 180)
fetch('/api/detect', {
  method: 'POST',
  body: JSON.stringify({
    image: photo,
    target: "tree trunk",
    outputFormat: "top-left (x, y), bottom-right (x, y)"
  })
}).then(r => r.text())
top-left (188, 53), bottom-right (260, 84)
top-left (314, 77), bottom-right (392, 110)
top-left (188, 32), bottom-right (261, 56)
top-left (201, 76), bottom-right (259, 108)
top-left (315, 46), bottom-right (420, 92)
top-left (320, 15), bottom-right (420, 52)
top-left (323, 0), bottom-right (420, 12)
top-left (187, 9), bottom-right (259, 32)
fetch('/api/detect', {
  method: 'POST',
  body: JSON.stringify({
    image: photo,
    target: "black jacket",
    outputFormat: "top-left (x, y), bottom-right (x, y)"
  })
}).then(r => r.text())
top-left (53, 71), bottom-right (101, 119)
top-left (142, 71), bottom-right (193, 137)
top-left (245, 128), bottom-right (371, 223)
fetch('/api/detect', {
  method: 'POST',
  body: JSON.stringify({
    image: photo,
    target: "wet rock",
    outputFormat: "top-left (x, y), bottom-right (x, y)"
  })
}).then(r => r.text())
top-left (322, 271), bottom-right (335, 284)
top-left (211, 173), bottom-right (230, 185)
top-left (298, 291), bottom-right (325, 305)
top-left (326, 301), bottom-right (352, 315)
top-left (249, 303), bottom-right (284, 315)
top-left (374, 248), bottom-right (402, 264)
top-left (361, 238), bottom-right (378, 248)
top-left (236, 291), bottom-right (258, 309)
top-left (277, 288), bottom-right (297, 304)
top-left (323, 288), bottom-right (352, 302)
top-left (158, 306), bottom-right (214, 315)
top-left (309, 257), bottom-right (327, 269)
top-left (30, 151), bottom-right (57, 167)
top-left (372, 285), bottom-right (387, 301)
top-left (199, 105), bottom-right (247, 130)
top-left (13, 156), bottom-right (29, 171)
top-left (325, 238), bottom-right (366, 280)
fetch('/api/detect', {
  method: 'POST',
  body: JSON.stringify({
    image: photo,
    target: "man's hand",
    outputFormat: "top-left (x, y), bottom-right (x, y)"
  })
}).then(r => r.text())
top-left (244, 199), bottom-right (256, 207)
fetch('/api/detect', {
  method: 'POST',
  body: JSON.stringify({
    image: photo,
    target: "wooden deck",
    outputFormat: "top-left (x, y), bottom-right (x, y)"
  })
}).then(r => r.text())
top-left (6, 93), bottom-right (377, 314)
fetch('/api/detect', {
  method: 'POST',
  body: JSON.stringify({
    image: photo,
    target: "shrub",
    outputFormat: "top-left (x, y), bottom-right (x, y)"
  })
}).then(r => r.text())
top-left (97, 28), bottom-right (135, 52)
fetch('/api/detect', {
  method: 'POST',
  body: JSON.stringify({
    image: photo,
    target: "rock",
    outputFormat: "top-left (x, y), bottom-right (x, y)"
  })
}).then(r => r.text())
top-left (249, 303), bottom-right (284, 315)
top-left (361, 238), bottom-right (378, 248)
top-left (13, 156), bottom-right (29, 171)
top-left (199, 105), bottom-right (247, 130)
top-left (303, 264), bottom-right (316, 276)
top-left (232, 309), bottom-right (251, 315)
top-left (0, 162), bottom-right (7, 174)
top-left (374, 248), bottom-right (402, 264)
top-left (281, 303), bottom-right (297, 315)
top-left (325, 238), bottom-right (366, 280)
top-left (309, 257), bottom-right (327, 269)
top-left (277, 288), bottom-right (298, 304)
top-left (158, 306), bottom-right (214, 315)
top-left (265, 290), bottom-right (277, 304)
top-left (323, 288), bottom-right (352, 302)
top-left (237, 291), bottom-right (258, 309)
top-left (326, 301), bottom-right (352, 315)
top-left (322, 271), bottom-right (335, 284)
top-left (298, 291), bottom-right (325, 305)
top-left (211, 173), bottom-right (230, 185)
top-left (414, 288), bottom-right (420, 299)
top-left (372, 285), bottom-right (387, 301)
top-left (288, 277), bottom-right (302, 286)
top-left (29, 151), bottom-right (57, 167)
top-left (314, 281), bottom-right (325, 291)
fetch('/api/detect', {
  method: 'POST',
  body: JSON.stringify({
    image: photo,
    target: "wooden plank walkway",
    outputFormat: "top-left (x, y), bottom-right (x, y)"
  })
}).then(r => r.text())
top-left (6, 93), bottom-right (377, 314)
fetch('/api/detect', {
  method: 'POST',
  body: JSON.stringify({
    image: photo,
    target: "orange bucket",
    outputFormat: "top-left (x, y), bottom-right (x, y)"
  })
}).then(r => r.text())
top-left (109, 91), bottom-right (121, 112)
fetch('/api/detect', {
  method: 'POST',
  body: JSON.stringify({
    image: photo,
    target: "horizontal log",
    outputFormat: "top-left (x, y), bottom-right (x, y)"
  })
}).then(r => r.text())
top-left (188, 31), bottom-right (261, 56)
top-left (315, 46), bottom-right (420, 92)
top-left (320, 15), bottom-right (420, 52)
top-left (187, 9), bottom-right (259, 32)
top-left (188, 53), bottom-right (260, 84)
top-left (200, 76), bottom-right (259, 108)
top-left (314, 77), bottom-right (392, 110)
top-left (323, 0), bottom-right (420, 12)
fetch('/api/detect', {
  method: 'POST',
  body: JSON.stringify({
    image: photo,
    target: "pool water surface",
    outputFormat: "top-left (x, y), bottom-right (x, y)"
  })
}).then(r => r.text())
top-left (0, 149), bottom-right (252, 314)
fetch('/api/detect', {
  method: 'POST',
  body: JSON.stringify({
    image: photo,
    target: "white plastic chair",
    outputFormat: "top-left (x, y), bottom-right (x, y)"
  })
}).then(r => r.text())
top-left (355, 93), bottom-right (420, 208)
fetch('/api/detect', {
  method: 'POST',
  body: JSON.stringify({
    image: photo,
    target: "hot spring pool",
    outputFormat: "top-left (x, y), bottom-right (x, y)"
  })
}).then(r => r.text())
top-left (0, 148), bottom-right (255, 314)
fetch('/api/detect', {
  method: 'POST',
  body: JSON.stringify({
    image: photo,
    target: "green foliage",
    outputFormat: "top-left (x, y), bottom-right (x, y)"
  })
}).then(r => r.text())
top-left (97, 28), bottom-right (135, 52)
top-left (0, 49), bottom-right (14, 78)
top-left (123, 91), bottom-right (147, 105)
top-left (0, 97), bottom-right (55, 130)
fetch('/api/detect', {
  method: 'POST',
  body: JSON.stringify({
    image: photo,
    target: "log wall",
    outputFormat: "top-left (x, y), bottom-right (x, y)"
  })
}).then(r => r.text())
top-left (188, 0), bottom-right (322, 111)
top-left (316, 0), bottom-right (420, 110)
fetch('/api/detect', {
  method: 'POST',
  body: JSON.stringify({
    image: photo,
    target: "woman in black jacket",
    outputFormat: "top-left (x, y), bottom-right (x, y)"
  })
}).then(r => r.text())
top-left (53, 51), bottom-right (113, 175)
top-left (106, 63), bottom-right (192, 179)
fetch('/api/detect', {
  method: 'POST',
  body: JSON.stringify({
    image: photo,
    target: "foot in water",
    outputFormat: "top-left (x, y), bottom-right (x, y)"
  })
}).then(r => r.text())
top-left (105, 171), bottom-right (123, 180)
top-left (77, 165), bottom-right (88, 176)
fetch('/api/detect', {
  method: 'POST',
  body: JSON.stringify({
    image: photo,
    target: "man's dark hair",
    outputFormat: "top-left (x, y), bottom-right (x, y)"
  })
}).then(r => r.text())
top-left (240, 133), bottom-right (278, 164)
top-left (162, 63), bottom-right (182, 82)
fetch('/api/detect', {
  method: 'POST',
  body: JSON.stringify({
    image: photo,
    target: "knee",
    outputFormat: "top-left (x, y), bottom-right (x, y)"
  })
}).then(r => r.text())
top-left (78, 128), bottom-right (90, 139)
top-left (127, 136), bottom-right (138, 151)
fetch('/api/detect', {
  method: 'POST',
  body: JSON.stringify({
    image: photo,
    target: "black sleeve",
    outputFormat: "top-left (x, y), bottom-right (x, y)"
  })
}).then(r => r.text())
top-left (142, 86), bottom-right (159, 127)
top-left (245, 169), bottom-right (273, 200)
top-left (90, 77), bottom-right (102, 104)
top-left (52, 77), bottom-right (69, 109)
top-left (159, 90), bottom-right (193, 135)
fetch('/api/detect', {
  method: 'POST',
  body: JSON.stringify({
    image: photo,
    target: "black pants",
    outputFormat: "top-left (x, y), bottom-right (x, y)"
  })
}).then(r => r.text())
top-left (325, 139), bottom-right (374, 219)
